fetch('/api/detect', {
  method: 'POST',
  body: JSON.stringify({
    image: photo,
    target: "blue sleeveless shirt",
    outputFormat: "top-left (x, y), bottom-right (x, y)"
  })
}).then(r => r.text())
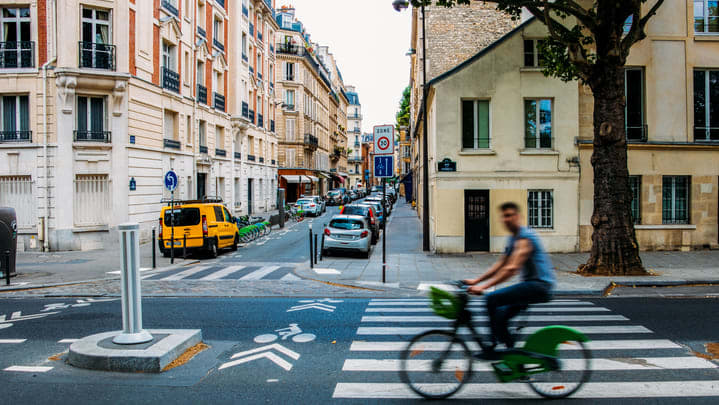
top-left (504, 227), bottom-right (555, 285)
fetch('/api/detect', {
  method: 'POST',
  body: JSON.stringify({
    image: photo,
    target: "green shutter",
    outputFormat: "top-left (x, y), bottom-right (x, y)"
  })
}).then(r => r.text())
top-left (478, 100), bottom-right (489, 148)
top-left (461, 100), bottom-right (474, 149)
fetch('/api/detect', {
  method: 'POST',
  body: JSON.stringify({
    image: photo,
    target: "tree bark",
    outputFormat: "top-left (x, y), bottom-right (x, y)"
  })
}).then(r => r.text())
top-left (578, 66), bottom-right (648, 276)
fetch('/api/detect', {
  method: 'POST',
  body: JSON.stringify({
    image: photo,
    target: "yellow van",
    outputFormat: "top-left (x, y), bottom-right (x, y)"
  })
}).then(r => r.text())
top-left (158, 198), bottom-right (239, 258)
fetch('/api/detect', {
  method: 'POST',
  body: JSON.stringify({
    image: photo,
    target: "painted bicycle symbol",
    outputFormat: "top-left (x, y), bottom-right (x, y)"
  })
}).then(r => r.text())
top-left (254, 323), bottom-right (316, 344)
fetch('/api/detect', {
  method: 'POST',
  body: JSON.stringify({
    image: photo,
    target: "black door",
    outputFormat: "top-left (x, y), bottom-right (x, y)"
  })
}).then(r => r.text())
top-left (465, 190), bottom-right (490, 252)
top-left (197, 173), bottom-right (206, 200)
top-left (248, 179), bottom-right (253, 215)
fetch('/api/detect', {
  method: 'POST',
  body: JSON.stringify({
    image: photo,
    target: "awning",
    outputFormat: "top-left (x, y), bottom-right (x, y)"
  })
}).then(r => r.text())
top-left (282, 175), bottom-right (311, 184)
top-left (332, 175), bottom-right (345, 184)
top-left (307, 175), bottom-right (319, 183)
top-left (338, 172), bottom-right (349, 177)
top-left (316, 172), bottom-right (331, 179)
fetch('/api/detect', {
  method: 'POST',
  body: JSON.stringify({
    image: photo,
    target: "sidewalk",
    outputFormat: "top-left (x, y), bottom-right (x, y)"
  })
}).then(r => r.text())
top-left (296, 201), bottom-right (719, 295)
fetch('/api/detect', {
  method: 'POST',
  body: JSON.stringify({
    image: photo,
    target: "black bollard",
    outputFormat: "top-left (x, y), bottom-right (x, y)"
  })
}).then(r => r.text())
top-left (314, 234), bottom-right (318, 265)
top-left (4, 251), bottom-right (10, 286)
top-left (183, 234), bottom-right (187, 259)
top-left (309, 226), bottom-right (314, 269)
top-left (152, 229), bottom-right (156, 269)
top-left (319, 233), bottom-right (324, 261)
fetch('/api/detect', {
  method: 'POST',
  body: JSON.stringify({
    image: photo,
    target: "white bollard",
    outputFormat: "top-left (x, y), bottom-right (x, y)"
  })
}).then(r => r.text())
top-left (113, 223), bottom-right (153, 345)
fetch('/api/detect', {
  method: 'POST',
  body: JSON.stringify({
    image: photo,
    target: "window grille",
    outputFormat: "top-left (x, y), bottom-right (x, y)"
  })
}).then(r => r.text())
top-left (74, 174), bottom-right (110, 226)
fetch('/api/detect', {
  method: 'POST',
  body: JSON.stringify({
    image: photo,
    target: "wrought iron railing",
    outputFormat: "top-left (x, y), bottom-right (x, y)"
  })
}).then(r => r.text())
top-left (248, 154), bottom-right (256, 161)
top-left (0, 130), bottom-right (31, 142)
top-left (216, 0), bottom-right (225, 8)
top-left (242, 101), bottom-right (249, 118)
top-left (162, 66), bottom-right (180, 93)
top-left (161, 0), bottom-right (179, 17)
top-left (197, 26), bottom-right (206, 38)
top-left (214, 92), bottom-right (225, 112)
top-left (234, 152), bottom-right (242, 160)
top-left (250, 23), bottom-right (254, 36)
top-left (215, 148), bottom-right (226, 157)
top-left (259, 157), bottom-right (265, 163)
top-left (197, 84), bottom-right (207, 104)
top-left (243, 5), bottom-right (249, 16)
top-left (276, 43), bottom-right (302, 55)
top-left (0, 41), bottom-right (34, 68)
top-left (258, 114), bottom-right (264, 128)
top-left (78, 42), bottom-right (115, 70)
top-left (74, 130), bottom-right (111, 143)
top-left (200, 145), bottom-right (208, 154)
top-left (693, 126), bottom-right (719, 142)
top-left (626, 124), bottom-right (648, 142)
top-left (270, 120), bottom-right (275, 132)
top-left (304, 134), bottom-right (318, 149)
top-left (164, 139), bottom-right (181, 149)
top-left (213, 39), bottom-right (224, 52)
top-left (348, 114), bottom-right (362, 120)
top-left (249, 109), bottom-right (255, 123)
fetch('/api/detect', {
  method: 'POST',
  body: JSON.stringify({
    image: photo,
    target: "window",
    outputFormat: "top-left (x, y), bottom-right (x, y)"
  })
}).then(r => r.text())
top-left (234, 178), bottom-right (241, 207)
top-left (186, 115), bottom-right (192, 143)
top-left (662, 176), bottom-right (690, 224)
top-left (623, 15), bottom-right (633, 35)
top-left (248, 136), bottom-right (255, 154)
top-left (0, 175), bottom-right (34, 228)
top-left (625, 68), bottom-right (646, 141)
top-left (1, 95), bottom-right (30, 141)
top-left (461, 99), bottom-right (490, 149)
top-left (286, 148), bottom-right (296, 167)
top-left (1, 7), bottom-right (32, 68)
top-left (213, 18), bottom-right (223, 44)
top-left (164, 110), bottom-right (177, 140)
top-left (523, 39), bottom-right (544, 67)
top-left (524, 99), bottom-right (552, 149)
top-left (162, 42), bottom-right (176, 71)
top-left (693, 70), bottom-right (719, 141)
top-left (528, 190), bottom-right (553, 228)
top-left (629, 176), bottom-right (641, 225)
top-left (285, 89), bottom-right (295, 109)
top-left (199, 120), bottom-right (206, 146)
top-left (284, 62), bottom-right (295, 81)
top-left (694, 0), bottom-right (719, 33)
top-left (216, 126), bottom-right (224, 150)
top-left (80, 7), bottom-right (112, 69)
top-left (197, 60), bottom-right (204, 85)
top-left (74, 174), bottom-right (110, 226)
top-left (76, 96), bottom-right (107, 140)
top-left (282, 14), bottom-right (292, 29)
top-left (184, 51), bottom-right (190, 83)
top-left (242, 33), bottom-right (247, 59)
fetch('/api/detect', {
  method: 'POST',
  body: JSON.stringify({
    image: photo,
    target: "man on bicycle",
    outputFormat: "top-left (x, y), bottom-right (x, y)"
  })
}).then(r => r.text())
top-left (463, 202), bottom-right (555, 359)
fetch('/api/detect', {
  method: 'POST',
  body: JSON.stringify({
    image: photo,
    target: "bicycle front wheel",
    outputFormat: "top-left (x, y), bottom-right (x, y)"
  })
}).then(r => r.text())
top-left (526, 340), bottom-right (591, 399)
top-left (399, 330), bottom-right (472, 400)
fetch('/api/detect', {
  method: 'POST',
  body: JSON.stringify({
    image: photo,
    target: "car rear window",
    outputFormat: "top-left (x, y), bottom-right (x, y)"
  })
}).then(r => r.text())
top-left (164, 208), bottom-right (201, 227)
top-left (330, 219), bottom-right (364, 230)
top-left (343, 206), bottom-right (367, 216)
top-left (297, 199), bottom-right (313, 204)
top-left (328, 191), bottom-right (340, 196)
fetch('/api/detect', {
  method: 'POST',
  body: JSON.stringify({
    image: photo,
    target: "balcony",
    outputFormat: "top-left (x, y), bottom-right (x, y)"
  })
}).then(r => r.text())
top-left (162, 0), bottom-right (179, 17)
top-left (234, 152), bottom-right (242, 160)
top-left (348, 114), bottom-right (362, 120)
top-left (270, 120), bottom-right (275, 132)
top-left (214, 92), bottom-right (225, 112)
top-left (215, 148), bottom-right (226, 157)
top-left (249, 109), bottom-right (255, 123)
top-left (258, 114), bottom-right (264, 128)
top-left (349, 128), bottom-right (361, 134)
top-left (349, 156), bottom-right (363, 163)
top-left (197, 26), bottom-right (206, 38)
top-left (0, 130), bottom-right (31, 143)
top-left (304, 134), bottom-right (319, 150)
top-left (162, 66), bottom-right (180, 93)
top-left (79, 42), bottom-right (115, 70)
top-left (627, 124), bottom-right (648, 142)
top-left (242, 5), bottom-right (249, 17)
top-left (74, 130), bottom-right (111, 143)
top-left (163, 139), bottom-right (181, 149)
top-left (248, 154), bottom-right (256, 162)
top-left (213, 39), bottom-right (225, 52)
top-left (276, 43), bottom-right (303, 56)
top-left (0, 42), bottom-right (35, 68)
top-left (242, 102), bottom-right (249, 119)
top-left (200, 145), bottom-right (208, 154)
top-left (197, 84), bottom-right (207, 104)
top-left (284, 104), bottom-right (295, 111)
top-left (354, 142), bottom-right (360, 148)
top-left (259, 157), bottom-right (265, 163)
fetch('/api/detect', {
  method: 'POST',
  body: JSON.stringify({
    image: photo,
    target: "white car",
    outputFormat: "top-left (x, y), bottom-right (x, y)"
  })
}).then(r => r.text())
top-left (322, 215), bottom-right (372, 258)
top-left (307, 195), bottom-right (326, 213)
top-left (295, 198), bottom-right (320, 216)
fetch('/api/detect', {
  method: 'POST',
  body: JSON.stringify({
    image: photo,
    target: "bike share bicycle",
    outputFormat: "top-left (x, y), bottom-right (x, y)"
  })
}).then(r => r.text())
top-left (399, 281), bottom-right (591, 400)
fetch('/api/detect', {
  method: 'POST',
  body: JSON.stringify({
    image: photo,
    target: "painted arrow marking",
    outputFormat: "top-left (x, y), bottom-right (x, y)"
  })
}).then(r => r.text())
top-left (287, 303), bottom-right (336, 312)
top-left (219, 344), bottom-right (300, 371)
top-left (0, 311), bottom-right (60, 324)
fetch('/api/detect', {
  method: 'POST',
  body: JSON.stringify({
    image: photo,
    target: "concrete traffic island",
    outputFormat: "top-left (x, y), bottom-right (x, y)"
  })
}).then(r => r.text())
top-left (68, 329), bottom-right (202, 372)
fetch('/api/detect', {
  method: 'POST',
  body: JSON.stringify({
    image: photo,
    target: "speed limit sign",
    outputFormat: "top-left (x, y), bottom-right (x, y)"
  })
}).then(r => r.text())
top-left (373, 125), bottom-right (394, 155)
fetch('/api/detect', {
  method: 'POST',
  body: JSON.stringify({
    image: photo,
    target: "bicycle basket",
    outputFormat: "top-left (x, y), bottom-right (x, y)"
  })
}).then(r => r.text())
top-left (429, 287), bottom-right (460, 320)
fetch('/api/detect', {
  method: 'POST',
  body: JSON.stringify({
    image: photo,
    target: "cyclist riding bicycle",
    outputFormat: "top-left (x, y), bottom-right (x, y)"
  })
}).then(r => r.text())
top-left (462, 202), bottom-right (555, 360)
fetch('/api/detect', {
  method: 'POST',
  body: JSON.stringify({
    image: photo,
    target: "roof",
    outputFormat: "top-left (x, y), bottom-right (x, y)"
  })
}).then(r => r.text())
top-left (346, 91), bottom-right (360, 105)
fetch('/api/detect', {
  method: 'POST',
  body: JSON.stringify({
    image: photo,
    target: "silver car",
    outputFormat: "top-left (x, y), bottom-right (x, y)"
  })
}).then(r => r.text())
top-left (322, 215), bottom-right (372, 258)
top-left (308, 195), bottom-right (326, 213)
top-left (296, 198), bottom-right (320, 216)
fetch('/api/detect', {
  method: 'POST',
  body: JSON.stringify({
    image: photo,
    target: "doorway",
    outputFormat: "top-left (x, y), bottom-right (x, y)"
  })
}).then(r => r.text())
top-left (465, 190), bottom-right (490, 252)
top-left (197, 173), bottom-right (207, 200)
top-left (248, 179), bottom-right (253, 215)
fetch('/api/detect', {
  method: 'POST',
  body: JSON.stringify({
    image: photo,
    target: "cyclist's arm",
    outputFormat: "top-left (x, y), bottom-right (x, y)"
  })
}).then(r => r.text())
top-left (463, 255), bottom-right (507, 286)
top-left (472, 239), bottom-right (533, 292)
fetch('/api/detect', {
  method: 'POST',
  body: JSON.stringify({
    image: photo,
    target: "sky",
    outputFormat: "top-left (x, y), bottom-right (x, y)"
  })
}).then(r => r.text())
top-left (283, 0), bottom-right (412, 133)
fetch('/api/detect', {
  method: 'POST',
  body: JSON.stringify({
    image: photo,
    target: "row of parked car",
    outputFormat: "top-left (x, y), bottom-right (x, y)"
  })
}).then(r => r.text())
top-left (325, 188), bottom-right (368, 206)
top-left (322, 185), bottom-right (399, 258)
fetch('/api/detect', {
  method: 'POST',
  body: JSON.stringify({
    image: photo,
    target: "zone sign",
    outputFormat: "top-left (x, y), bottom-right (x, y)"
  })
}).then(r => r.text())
top-left (373, 125), bottom-right (394, 155)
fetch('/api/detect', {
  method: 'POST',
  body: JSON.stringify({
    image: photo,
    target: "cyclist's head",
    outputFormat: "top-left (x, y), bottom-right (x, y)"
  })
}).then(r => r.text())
top-left (500, 202), bottom-right (521, 233)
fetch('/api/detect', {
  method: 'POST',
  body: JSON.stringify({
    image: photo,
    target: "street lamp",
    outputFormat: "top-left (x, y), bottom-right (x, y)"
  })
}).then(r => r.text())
top-left (393, 0), bottom-right (430, 252)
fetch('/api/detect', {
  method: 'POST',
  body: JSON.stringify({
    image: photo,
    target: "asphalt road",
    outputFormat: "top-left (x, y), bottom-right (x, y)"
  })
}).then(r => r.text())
top-left (1, 296), bottom-right (717, 404)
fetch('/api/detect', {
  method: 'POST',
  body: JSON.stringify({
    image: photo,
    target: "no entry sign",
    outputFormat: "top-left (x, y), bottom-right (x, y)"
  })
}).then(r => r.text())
top-left (373, 125), bottom-right (394, 155)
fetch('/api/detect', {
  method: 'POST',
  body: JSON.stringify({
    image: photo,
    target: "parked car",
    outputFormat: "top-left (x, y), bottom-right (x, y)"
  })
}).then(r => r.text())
top-left (340, 204), bottom-right (379, 244)
top-left (326, 190), bottom-right (343, 206)
top-left (322, 215), bottom-right (372, 258)
top-left (295, 197), bottom-right (321, 216)
top-left (308, 195), bottom-right (326, 213)
top-left (359, 200), bottom-right (385, 227)
top-left (158, 199), bottom-right (238, 258)
top-left (365, 196), bottom-right (392, 215)
top-left (348, 190), bottom-right (358, 200)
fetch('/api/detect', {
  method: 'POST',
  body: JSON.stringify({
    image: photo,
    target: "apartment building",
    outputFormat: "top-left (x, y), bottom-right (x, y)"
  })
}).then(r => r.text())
top-left (0, 0), bottom-right (276, 251)
top-left (345, 85), bottom-right (363, 188)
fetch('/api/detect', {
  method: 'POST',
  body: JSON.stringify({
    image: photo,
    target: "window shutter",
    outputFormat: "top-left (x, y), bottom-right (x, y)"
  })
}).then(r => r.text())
top-left (461, 100), bottom-right (474, 149)
top-left (478, 100), bottom-right (489, 148)
top-left (77, 97), bottom-right (88, 132)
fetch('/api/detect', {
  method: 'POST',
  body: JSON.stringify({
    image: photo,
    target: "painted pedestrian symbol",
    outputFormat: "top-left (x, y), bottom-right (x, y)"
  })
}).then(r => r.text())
top-left (254, 323), bottom-right (316, 343)
top-left (219, 343), bottom-right (300, 371)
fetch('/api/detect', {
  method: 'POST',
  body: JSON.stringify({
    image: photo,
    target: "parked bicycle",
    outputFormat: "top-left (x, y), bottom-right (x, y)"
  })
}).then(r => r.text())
top-left (399, 282), bottom-right (591, 400)
top-left (235, 216), bottom-right (273, 243)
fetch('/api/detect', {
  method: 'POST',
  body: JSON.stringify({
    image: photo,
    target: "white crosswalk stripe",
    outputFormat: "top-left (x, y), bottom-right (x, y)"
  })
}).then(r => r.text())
top-left (160, 266), bottom-right (211, 281)
top-left (199, 265), bottom-right (246, 280)
top-left (333, 298), bottom-right (719, 400)
top-left (146, 265), bottom-right (295, 281)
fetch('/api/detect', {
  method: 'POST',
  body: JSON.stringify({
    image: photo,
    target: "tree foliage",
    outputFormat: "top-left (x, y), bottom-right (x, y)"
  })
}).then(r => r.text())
top-left (396, 85), bottom-right (411, 131)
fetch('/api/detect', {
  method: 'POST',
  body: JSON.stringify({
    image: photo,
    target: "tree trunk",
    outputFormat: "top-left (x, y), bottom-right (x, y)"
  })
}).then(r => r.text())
top-left (578, 66), bottom-right (648, 276)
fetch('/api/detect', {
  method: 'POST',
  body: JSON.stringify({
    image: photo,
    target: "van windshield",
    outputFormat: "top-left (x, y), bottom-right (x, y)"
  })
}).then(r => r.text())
top-left (164, 208), bottom-right (201, 227)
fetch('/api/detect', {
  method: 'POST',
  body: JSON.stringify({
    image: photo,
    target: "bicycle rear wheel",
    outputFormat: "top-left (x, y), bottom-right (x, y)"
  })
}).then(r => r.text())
top-left (526, 340), bottom-right (591, 399)
top-left (399, 330), bottom-right (472, 400)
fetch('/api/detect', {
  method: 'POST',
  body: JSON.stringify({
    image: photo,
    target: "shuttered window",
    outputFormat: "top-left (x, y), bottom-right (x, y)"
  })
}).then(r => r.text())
top-left (0, 175), bottom-right (34, 228)
top-left (74, 174), bottom-right (110, 226)
top-left (461, 99), bottom-right (489, 149)
top-left (286, 118), bottom-right (295, 141)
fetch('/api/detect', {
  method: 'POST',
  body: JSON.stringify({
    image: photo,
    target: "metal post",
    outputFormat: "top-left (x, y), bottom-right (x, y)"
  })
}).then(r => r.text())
top-left (382, 179), bottom-right (386, 283)
top-left (319, 233), bottom-right (325, 261)
top-left (314, 234), bottom-right (318, 265)
top-left (421, 3), bottom-right (430, 252)
top-left (4, 251), bottom-right (10, 286)
top-left (170, 191), bottom-right (175, 264)
top-left (114, 223), bottom-right (153, 345)
top-left (308, 224), bottom-right (314, 269)
top-left (151, 228), bottom-right (156, 269)
top-left (279, 189), bottom-right (286, 229)
top-left (183, 234), bottom-right (187, 259)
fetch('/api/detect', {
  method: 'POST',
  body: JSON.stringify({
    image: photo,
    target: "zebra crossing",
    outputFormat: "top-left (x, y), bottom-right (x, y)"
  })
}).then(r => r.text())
top-left (332, 298), bottom-right (719, 400)
top-left (141, 264), bottom-right (301, 281)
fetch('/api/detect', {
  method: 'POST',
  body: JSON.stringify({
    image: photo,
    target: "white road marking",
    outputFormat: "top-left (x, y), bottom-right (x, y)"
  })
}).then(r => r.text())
top-left (239, 266), bottom-right (281, 280)
top-left (365, 306), bottom-right (611, 313)
top-left (349, 339), bottom-right (682, 352)
top-left (367, 301), bottom-right (593, 306)
top-left (107, 267), bottom-right (152, 275)
top-left (4, 366), bottom-right (53, 373)
top-left (287, 303), bottom-right (336, 312)
top-left (199, 265), bottom-right (246, 281)
top-left (313, 268), bottom-right (340, 275)
top-left (332, 381), bottom-right (719, 399)
top-left (219, 343), bottom-right (301, 371)
top-left (357, 325), bottom-right (652, 335)
top-left (360, 315), bottom-right (629, 322)
top-left (0, 339), bottom-right (26, 344)
top-left (159, 266), bottom-right (210, 281)
top-left (0, 311), bottom-right (60, 324)
top-left (280, 273), bottom-right (301, 281)
top-left (58, 339), bottom-right (79, 343)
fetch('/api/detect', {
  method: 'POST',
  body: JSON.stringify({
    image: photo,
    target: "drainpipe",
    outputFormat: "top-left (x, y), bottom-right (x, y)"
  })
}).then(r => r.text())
top-left (41, 0), bottom-right (58, 251)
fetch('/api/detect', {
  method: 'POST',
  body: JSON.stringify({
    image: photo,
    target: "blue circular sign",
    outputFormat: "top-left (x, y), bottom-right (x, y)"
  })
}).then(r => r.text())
top-left (164, 170), bottom-right (178, 192)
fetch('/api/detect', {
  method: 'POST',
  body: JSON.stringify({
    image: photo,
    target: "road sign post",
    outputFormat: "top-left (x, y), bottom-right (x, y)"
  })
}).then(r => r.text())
top-left (164, 171), bottom-right (178, 264)
top-left (372, 125), bottom-right (395, 284)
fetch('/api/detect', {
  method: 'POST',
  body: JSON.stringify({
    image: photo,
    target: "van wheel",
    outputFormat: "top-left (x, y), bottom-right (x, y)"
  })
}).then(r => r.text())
top-left (208, 240), bottom-right (218, 258)
top-left (231, 235), bottom-right (239, 251)
top-left (162, 250), bottom-right (171, 258)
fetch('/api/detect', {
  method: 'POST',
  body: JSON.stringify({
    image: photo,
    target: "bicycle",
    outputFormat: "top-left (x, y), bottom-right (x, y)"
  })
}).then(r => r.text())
top-left (399, 282), bottom-right (591, 400)
top-left (254, 323), bottom-right (316, 344)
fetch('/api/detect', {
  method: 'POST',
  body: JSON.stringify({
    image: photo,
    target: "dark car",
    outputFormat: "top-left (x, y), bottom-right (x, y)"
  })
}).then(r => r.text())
top-left (326, 190), bottom-right (343, 206)
top-left (341, 204), bottom-right (379, 244)
top-left (358, 201), bottom-right (385, 228)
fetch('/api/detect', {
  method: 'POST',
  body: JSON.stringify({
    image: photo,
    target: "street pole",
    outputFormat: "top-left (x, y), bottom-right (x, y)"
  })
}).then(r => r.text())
top-left (382, 178), bottom-right (386, 283)
top-left (421, 3), bottom-right (430, 252)
top-left (170, 190), bottom-right (175, 264)
top-left (152, 228), bottom-right (156, 269)
top-left (308, 224), bottom-right (314, 270)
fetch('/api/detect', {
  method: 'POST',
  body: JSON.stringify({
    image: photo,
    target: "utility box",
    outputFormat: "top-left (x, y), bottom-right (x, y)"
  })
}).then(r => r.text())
top-left (0, 207), bottom-right (17, 278)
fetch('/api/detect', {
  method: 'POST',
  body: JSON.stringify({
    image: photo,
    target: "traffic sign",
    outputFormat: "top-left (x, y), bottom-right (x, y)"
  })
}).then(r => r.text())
top-left (164, 170), bottom-right (178, 192)
top-left (374, 155), bottom-right (394, 178)
top-left (373, 125), bottom-right (394, 155)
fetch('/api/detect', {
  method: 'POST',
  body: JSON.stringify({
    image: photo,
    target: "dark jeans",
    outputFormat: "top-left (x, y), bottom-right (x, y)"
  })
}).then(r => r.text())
top-left (485, 280), bottom-right (552, 349)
